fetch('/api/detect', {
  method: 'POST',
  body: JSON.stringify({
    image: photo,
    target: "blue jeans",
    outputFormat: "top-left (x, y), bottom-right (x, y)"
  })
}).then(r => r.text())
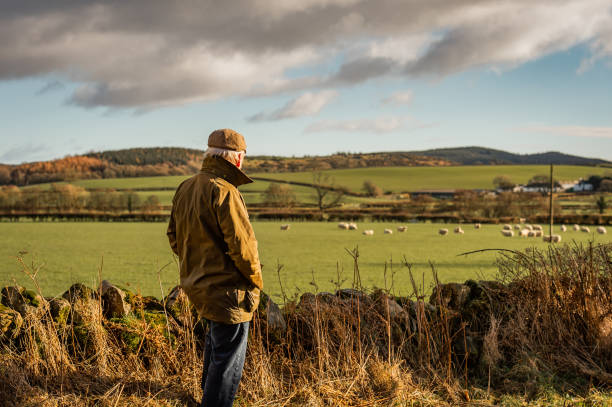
top-left (201, 320), bottom-right (249, 407)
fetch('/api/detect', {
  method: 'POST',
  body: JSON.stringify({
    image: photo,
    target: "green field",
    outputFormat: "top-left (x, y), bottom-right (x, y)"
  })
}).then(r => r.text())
top-left (25, 165), bottom-right (609, 195)
top-left (1, 221), bottom-right (608, 301)
top-left (29, 178), bottom-right (377, 206)
top-left (250, 165), bottom-right (609, 193)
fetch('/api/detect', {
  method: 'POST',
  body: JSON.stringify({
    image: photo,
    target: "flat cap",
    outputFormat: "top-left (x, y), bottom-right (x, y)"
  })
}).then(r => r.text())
top-left (208, 129), bottom-right (246, 152)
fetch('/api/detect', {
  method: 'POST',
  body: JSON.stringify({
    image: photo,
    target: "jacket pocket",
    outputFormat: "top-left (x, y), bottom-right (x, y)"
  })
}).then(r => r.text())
top-left (243, 287), bottom-right (260, 313)
top-left (234, 288), bottom-right (244, 308)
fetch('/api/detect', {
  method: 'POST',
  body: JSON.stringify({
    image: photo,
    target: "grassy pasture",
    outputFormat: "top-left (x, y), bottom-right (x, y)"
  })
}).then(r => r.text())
top-left (1, 221), bottom-right (608, 301)
top-left (250, 165), bottom-right (609, 193)
top-left (29, 179), bottom-right (374, 206)
top-left (24, 164), bottom-right (608, 194)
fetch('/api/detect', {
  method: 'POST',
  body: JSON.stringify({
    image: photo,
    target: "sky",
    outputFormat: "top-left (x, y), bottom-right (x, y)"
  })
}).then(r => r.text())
top-left (0, 0), bottom-right (611, 164)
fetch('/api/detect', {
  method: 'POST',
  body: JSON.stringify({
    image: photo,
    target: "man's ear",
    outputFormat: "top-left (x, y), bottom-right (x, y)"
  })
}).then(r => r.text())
top-left (236, 153), bottom-right (243, 169)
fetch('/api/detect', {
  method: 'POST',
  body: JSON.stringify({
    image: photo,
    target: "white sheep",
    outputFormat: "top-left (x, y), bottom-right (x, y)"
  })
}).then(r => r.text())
top-left (338, 222), bottom-right (349, 230)
top-left (533, 225), bottom-right (543, 231)
top-left (519, 229), bottom-right (530, 237)
top-left (397, 226), bottom-right (407, 232)
top-left (514, 224), bottom-right (521, 230)
top-left (543, 235), bottom-right (562, 243)
top-left (348, 223), bottom-right (358, 230)
top-left (454, 227), bottom-right (464, 234)
top-left (535, 230), bottom-right (543, 237)
top-left (280, 224), bottom-right (290, 231)
top-left (363, 229), bottom-right (374, 236)
top-left (474, 223), bottom-right (481, 229)
top-left (581, 226), bottom-right (590, 233)
top-left (524, 224), bottom-right (534, 231)
top-left (597, 226), bottom-right (607, 234)
top-left (560, 225), bottom-right (567, 232)
top-left (503, 224), bottom-right (512, 231)
top-left (528, 230), bottom-right (536, 237)
top-left (384, 228), bottom-right (393, 234)
top-left (573, 224), bottom-right (580, 231)
top-left (438, 228), bottom-right (449, 236)
top-left (501, 230), bottom-right (514, 237)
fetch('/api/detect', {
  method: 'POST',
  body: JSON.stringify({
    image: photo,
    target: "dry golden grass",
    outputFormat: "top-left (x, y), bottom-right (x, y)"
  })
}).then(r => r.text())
top-left (1, 243), bottom-right (611, 406)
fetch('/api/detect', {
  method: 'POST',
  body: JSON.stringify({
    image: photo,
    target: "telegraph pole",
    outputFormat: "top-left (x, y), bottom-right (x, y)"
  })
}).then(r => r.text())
top-left (549, 163), bottom-right (554, 238)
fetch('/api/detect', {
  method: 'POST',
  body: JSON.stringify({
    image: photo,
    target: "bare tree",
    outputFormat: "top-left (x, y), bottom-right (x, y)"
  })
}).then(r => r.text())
top-left (311, 172), bottom-right (345, 212)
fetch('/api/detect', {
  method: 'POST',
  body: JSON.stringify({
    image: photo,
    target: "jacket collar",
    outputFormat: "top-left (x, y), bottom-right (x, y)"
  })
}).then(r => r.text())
top-left (200, 155), bottom-right (253, 187)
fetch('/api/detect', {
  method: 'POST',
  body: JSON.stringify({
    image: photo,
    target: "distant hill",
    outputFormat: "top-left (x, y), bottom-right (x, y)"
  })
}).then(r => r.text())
top-left (0, 146), bottom-right (608, 186)
top-left (410, 147), bottom-right (610, 166)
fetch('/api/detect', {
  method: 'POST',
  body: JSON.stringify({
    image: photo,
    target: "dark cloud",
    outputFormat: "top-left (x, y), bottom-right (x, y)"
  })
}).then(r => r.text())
top-left (328, 57), bottom-right (397, 84)
top-left (0, 0), bottom-right (610, 108)
top-left (36, 80), bottom-right (65, 95)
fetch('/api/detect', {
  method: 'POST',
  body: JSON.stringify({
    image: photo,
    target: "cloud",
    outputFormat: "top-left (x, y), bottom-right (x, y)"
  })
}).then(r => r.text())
top-left (306, 117), bottom-right (403, 133)
top-left (382, 90), bottom-right (413, 105)
top-left (0, 1), bottom-right (611, 108)
top-left (517, 125), bottom-right (612, 139)
top-left (248, 90), bottom-right (338, 121)
top-left (0, 143), bottom-right (50, 164)
top-left (35, 80), bottom-right (64, 95)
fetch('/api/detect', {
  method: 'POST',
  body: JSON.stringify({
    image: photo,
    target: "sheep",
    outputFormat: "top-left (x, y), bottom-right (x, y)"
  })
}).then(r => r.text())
top-left (397, 226), bottom-right (407, 232)
top-left (524, 224), bottom-right (534, 231)
top-left (560, 225), bottom-right (567, 232)
top-left (533, 225), bottom-right (543, 231)
top-left (597, 226), bottom-right (607, 234)
top-left (503, 224), bottom-right (512, 231)
top-left (573, 224), bottom-right (580, 231)
top-left (514, 224), bottom-right (521, 230)
top-left (474, 223), bottom-right (482, 229)
top-left (362, 229), bottom-right (374, 236)
top-left (543, 235), bottom-right (562, 243)
top-left (528, 230), bottom-right (537, 237)
top-left (438, 228), bottom-right (449, 236)
top-left (338, 222), bottom-right (349, 230)
top-left (581, 226), bottom-right (590, 233)
top-left (519, 229), bottom-right (530, 237)
top-left (501, 230), bottom-right (514, 237)
top-left (280, 224), bottom-right (290, 231)
top-left (384, 228), bottom-right (393, 234)
top-left (454, 227), bottom-right (464, 234)
top-left (348, 223), bottom-right (358, 230)
top-left (534, 230), bottom-right (543, 237)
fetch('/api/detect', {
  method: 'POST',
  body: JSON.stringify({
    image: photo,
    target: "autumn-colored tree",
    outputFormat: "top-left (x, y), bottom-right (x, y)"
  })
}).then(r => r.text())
top-left (124, 191), bottom-right (141, 213)
top-left (142, 195), bottom-right (161, 212)
top-left (362, 180), bottom-right (383, 197)
top-left (263, 183), bottom-right (296, 207)
top-left (0, 167), bottom-right (10, 185)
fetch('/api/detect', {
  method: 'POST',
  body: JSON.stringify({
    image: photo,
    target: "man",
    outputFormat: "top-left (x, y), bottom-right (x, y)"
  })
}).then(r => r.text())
top-left (167, 129), bottom-right (263, 407)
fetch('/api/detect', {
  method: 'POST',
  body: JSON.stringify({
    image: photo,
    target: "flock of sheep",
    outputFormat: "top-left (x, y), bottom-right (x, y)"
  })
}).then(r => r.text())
top-left (278, 222), bottom-right (607, 241)
top-left (437, 221), bottom-right (607, 243)
top-left (336, 222), bottom-right (402, 236)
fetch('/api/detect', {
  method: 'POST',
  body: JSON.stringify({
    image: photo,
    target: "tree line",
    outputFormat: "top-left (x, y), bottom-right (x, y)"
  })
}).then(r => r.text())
top-left (0, 185), bottom-right (162, 213)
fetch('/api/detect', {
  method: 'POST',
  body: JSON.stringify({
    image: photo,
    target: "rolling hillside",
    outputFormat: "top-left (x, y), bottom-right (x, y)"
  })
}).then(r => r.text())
top-left (0, 146), bottom-right (609, 186)
top-left (411, 147), bottom-right (610, 166)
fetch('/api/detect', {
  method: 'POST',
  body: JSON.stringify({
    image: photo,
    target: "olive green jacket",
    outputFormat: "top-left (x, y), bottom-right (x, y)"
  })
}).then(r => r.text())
top-left (167, 156), bottom-right (263, 324)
